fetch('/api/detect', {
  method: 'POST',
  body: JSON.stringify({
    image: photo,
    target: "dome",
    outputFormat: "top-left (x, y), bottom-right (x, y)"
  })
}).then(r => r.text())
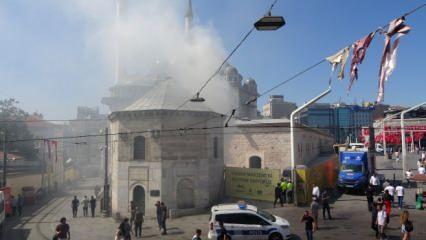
top-left (243, 78), bottom-right (257, 92)
top-left (224, 65), bottom-right (239, 76)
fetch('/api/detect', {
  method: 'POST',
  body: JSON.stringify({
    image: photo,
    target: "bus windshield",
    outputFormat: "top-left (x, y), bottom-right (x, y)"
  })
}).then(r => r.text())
top-left (341, 164), bottom-right (363, 173)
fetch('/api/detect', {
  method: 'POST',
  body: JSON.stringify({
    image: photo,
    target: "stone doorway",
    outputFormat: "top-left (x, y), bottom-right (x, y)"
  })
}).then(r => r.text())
top-left (177, 179), bottom-right (195, 209)
top-left (133, 185), bottom-right (145, 214)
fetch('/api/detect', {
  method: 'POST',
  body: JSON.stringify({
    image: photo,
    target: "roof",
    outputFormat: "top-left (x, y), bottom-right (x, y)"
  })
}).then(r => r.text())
top-left (123, 79), bottom-right (213, 112)
top-left (211, 203), bottom-right (257, 212)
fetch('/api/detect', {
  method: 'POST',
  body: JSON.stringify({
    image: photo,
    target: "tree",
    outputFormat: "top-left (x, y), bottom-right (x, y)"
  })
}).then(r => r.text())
top-left (0, 98), bottom-right (37, 159)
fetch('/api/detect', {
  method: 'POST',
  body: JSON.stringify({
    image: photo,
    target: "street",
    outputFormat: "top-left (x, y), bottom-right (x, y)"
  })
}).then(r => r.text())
top-left (2, 152), bottom-right (425, 240)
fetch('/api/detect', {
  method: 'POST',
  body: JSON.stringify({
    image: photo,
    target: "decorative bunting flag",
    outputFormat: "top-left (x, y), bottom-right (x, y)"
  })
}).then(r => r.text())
top-left (377, 17), bottom-right (410, 102)
top-left (349, 32), bottom-right (375, 91)
top-left (326, 46), bottom-right (350, 85)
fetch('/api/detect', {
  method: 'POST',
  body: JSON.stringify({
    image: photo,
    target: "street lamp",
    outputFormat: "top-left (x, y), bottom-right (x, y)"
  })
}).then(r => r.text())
top-left (254, 15), bottom-right (285, 31)
top-left (290, 86), bottom-right (331, 205)
top-left (190, 92), bottom-right (205, 102)
top-left (401, 102), bottom-right (426, 175)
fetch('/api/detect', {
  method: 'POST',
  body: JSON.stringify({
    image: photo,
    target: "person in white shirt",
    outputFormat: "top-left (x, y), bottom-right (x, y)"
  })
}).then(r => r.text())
top-left (312, 184), bottom-right (320, 199)
top-left (422, 151), bottom-right (425, 161)
top-left (418, 165), bottom-right (425, 174)
top-left (369, 174), bottom-right (379, 192)
top-left (376, 205), bottom-right (387, 239)
top-left (417, 159), bottom-right (423, 168)
top-left (395, 185), bottom-right (404, 209)
top-left (384, 185), bottom-right (395, 206)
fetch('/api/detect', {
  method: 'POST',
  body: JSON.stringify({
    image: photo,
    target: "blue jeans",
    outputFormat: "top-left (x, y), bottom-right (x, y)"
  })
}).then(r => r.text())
top-left (398, 196), bottom-right (403, 208)
top-left (306, 229), bottom-right (313, 240)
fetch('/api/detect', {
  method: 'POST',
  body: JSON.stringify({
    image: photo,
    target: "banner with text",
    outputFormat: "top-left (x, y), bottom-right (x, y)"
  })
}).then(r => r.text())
top-left (225, 167), bottom-right (280, 202)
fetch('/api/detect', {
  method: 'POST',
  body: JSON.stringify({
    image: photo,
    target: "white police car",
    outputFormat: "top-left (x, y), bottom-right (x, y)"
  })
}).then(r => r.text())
top-left (208, 203), bottom-right (291, 240)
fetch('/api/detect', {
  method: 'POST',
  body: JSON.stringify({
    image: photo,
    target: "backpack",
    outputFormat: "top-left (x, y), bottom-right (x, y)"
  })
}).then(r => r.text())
top-left (405, 220), bottom-right (413, 232)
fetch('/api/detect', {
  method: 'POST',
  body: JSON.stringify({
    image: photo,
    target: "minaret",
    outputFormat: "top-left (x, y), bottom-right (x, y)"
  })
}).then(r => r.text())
top-left (184, 0), bottom-right (193, 35)
top-left (115, 0), bottom-right (127, 83)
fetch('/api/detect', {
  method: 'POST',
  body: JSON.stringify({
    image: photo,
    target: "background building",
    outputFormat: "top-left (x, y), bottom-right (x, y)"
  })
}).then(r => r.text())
top-left (262, 95), bottom-right (297, 119)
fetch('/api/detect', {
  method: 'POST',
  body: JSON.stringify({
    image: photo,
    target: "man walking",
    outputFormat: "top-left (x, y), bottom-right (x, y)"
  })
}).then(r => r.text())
top-left (160, 202), bottom-right (168, 235)
top-left (301, 210), bottom-right (314, 240)
top-left (130, 201), bottom-right (136, 229)
top-left (395, 184), bottom-right (404, 209)
top-left (370, 173), bottom-right (379, 193)
top-left (376, 205), bottom-right (387, 239)
top-left (82, 196), bottom-right (89, 217)
top-left (71, 196), bottom-right (80, 218)
top-left (192, 229), bottom-right (202, 240)
top-left (312, 184), bottom-right (320, 199)
top-left (310, 198), bottom-right (319, 230)
top-left (55, 217), bottom-right (70, 240)
top-left (366, 185), bottom-right (374, 211)
top-left (287, 180), bottom-right (294, 204)
top-left (119, 218), bottom-right (132, 240)
top-left (155, 201), bottom-right (162, 231)
top-left (321, 190), bottom-right (332, 220)
top-left (17, 194), bottom-right (24, 216)
top-left (90, 196), bottom-right (96, 217)
top-left (384, 184), bottom-right (395, 207)
top-left (274, 182), bottom-right (283, 208)
top-left (134, 207), bottom-right (144, 238)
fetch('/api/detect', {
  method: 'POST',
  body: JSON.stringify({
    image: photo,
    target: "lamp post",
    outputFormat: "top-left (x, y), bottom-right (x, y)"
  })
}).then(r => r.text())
top-left (401, 102), bottom-right (426, 175)
top-left (102, 127), bottom-right (110, 217)
top-left (290, 87), bottom-right (331, 205)
top-left (1, 131), bottom-right (7, 187)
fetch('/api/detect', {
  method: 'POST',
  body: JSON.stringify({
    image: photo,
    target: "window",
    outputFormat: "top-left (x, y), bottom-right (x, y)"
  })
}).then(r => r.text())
top-left (249, 156), bottom-right (261, 168)
top-left (215, 213), bottom-right (268, 225)
top-left (133, 136), bottom-right (145, 160)
top-left (213, 137), bottom-right (219, 159)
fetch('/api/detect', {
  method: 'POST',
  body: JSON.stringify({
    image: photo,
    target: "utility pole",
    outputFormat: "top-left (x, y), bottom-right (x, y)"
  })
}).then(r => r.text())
top-left (2, 131), bottom-right (7, 187)
top-left (102, 127), bottom-right (109, 217)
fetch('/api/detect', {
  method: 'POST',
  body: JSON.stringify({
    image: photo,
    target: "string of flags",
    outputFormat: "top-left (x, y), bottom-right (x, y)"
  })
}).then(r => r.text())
top-left (325, 16), bottom-right (411, 103)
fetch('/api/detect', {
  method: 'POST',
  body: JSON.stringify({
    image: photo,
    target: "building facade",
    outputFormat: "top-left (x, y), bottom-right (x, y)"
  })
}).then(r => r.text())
top-left (262, 95), bottom-right (297, 119)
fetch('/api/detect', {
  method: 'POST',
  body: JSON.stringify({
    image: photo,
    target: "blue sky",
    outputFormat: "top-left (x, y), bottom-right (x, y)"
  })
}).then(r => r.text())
top-left (0, 0), bottom-right (425, 120)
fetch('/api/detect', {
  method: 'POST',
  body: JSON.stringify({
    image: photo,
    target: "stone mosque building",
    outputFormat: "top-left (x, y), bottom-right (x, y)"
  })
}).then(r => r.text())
top-left (105, 0), bottom-right (334, 218)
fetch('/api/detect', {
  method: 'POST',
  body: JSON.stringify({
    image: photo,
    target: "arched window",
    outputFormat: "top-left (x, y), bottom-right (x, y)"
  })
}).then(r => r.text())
top-left (213, 137), bottom-right (219, 159)
top-left (249, 156), bottom-right (262, 168)
top-left (133, 136), bottom-right (145, 160)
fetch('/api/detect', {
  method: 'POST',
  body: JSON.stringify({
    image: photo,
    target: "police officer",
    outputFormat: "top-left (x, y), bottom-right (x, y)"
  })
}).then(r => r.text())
top-left (280, 178), bottom-right (288, 204)
top-left (287, 180), bottom-right (294, 204)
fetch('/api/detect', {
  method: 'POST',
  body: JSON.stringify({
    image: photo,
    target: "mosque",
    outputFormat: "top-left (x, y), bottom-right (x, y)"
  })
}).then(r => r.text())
top-left (104, 0), bottom-right (334, 218)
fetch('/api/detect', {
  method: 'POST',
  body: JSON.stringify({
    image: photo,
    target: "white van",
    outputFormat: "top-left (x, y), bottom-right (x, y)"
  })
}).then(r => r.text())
top-left (208, 203), bottom-right (291, 240)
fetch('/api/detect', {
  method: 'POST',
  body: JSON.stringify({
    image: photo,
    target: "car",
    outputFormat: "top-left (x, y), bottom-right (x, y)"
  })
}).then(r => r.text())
top-left (207, 202), bottom-right (291, 240)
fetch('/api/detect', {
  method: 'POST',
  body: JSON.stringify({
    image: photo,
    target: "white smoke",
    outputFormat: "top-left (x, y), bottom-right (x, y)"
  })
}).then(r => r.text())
top-left (53, 0), bottom-right (235, 114)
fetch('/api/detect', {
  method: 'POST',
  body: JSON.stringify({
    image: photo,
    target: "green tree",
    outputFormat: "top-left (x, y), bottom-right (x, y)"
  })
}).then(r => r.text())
top-left (0, 98), bottom-right (36, 159)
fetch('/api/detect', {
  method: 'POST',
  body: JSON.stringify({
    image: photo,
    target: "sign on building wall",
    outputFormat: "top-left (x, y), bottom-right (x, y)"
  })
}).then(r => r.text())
top-left (225, 167), bottom-right (280, 202)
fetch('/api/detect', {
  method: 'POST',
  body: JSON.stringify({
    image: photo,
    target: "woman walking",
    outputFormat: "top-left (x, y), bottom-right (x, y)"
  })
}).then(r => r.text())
top-left (400, 210), bottom-right (413, 240)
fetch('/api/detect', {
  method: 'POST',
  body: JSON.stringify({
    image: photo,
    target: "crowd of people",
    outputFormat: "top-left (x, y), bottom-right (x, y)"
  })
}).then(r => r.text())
top-left (70, 195), bottom-right (97, 218)
top-left (114, 201), bottom-right (168, 240)
top-left (273, 177), bottom-right (294, 207)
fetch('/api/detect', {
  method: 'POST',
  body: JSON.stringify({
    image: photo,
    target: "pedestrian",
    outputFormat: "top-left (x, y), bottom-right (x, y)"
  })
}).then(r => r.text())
top-left (55, 217), bottom-right (70, 240)
top-left (395, 151), bottom-right (400, 161)
top-left (383, 190), bottom-right (392, 224)
top-left (90, 196), bottom-right (96, 217)
top-left (421, 151), bottom-right (425, 161)
top-left (310, 198), bottom-right (319, 230)
top-left (82, 196), bottom-right (89, 217)
top-left (417, 159), bottom-right (423, 168)
top-left (321, 190), bottom-right (332, 220)
top-left (11, 196), bottom-right (17, 216)
top-left (287, 180), bottom-right (294, 204)
top-left (114, 227), bottom-right (122, 240)
top-left (218, 222), bottom-right (231, 240)
top-left (376, 205), bottom-right (387, 240)
top-left (396, 184), bottom-right (404, 209)
top-left (129, 201), bottom-right (136, 229)
top-left (370, 173), bottom-right (379, 193)
top-left (384, 184), bottom-right (395, 207)
top-left (312, 184), bottom-right (320, 199)
top-left (301, 210), bottom-right (314, 240)
top-left (366, 185), bottom-right (374, 211)
top-left (192, 229), bottom-right (202, 240)
top-left (155, 201), bottom-right (162, 231)
top-left (371, 202), bottom-right (379, 239)
top-left (418, 165), bottom-right (425, 174)
top-left (281, 178), bottom-right (288, 204)
top-left (133, 207), bottom-right (144, 238)
top-left (71, 196), bottom-right (80, 218)
top-left (160, 202), bottom-right (168, 235)
top-left (405, 169), bottom-right (413, 188)
top-left (400, 210), bottom-right (413, 240)
top-left (119, 218), bottom-right (132, 240)
top-left (17, 194), bottom-right (24, 216)
top-left (274, 182), bottom-right (283, 207)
